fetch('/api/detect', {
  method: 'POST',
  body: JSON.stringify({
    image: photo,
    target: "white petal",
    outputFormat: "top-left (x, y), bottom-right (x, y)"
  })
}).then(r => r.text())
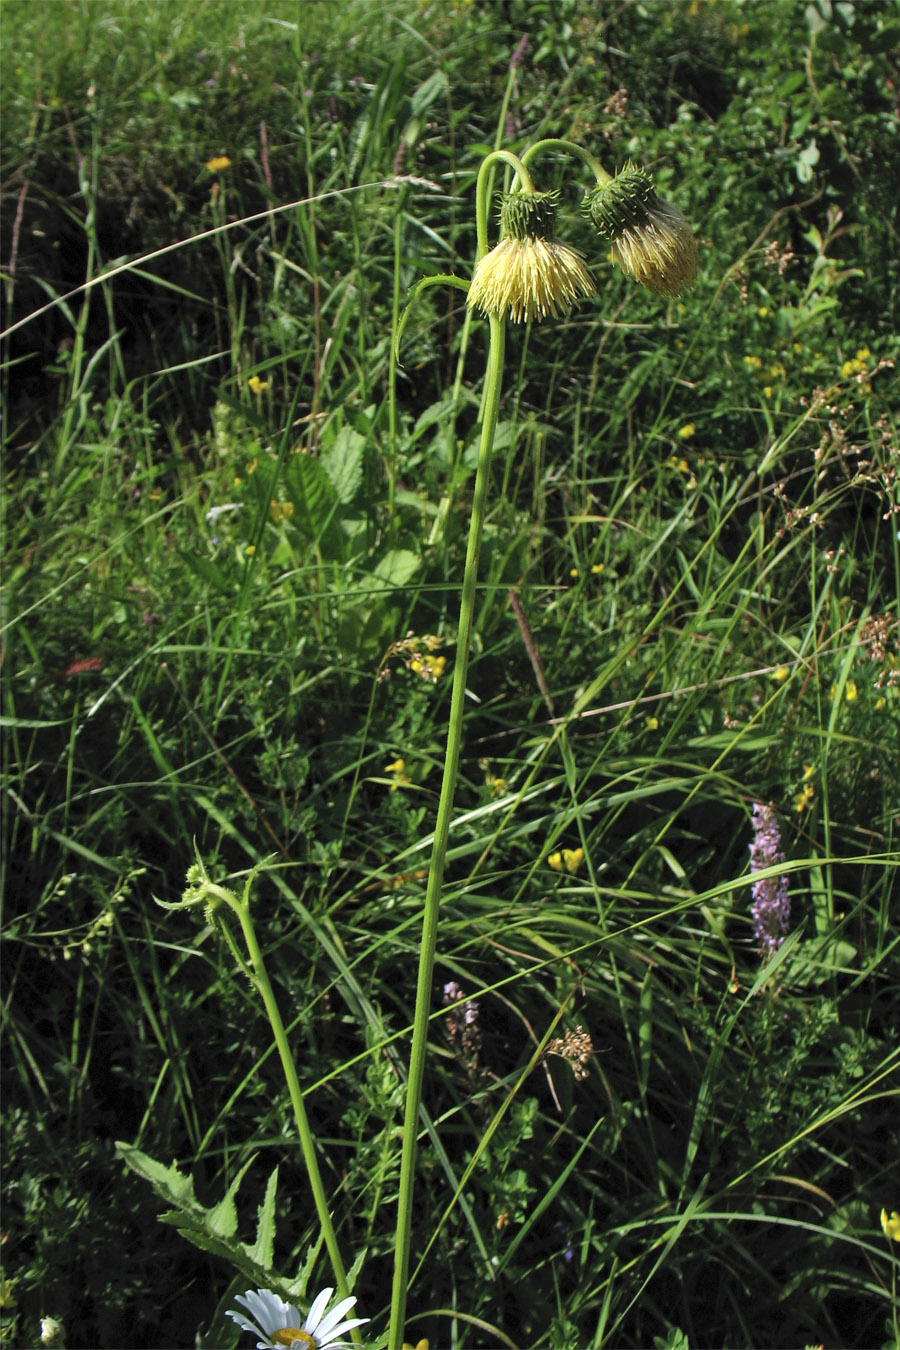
top-left (225, 1309), bottom-right (263, 1339)
top-left (303, 1286), bottom-right (335, 1334)
top-left (229, 1289), bottom-right (301, 1345)
top-left (317, 1316), bottom-right (370, 1348)
top-left (311, 1295), bottom-right (358, 1340)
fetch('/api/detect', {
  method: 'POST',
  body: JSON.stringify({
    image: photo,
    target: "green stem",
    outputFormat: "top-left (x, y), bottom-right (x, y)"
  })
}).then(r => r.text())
top-left (519, 137), bottom-right (612, 186)
top-left (388, 312), bottom-right (506, 1348)
top-left (387, 185), bottom-right (409, 540)
top-left (475, 150), bottom-right (534, 257)
top-left (230, 896), bottom-right (355, 1325)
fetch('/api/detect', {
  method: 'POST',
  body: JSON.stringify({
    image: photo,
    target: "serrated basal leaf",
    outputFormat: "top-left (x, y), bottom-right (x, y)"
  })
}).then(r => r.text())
top-left (116, 1143), bottom-right (198, 1209)
top-left (248, 1167), bottom-right (279, 1270)
top-left (208, 1155), bottom-right (256, 1240)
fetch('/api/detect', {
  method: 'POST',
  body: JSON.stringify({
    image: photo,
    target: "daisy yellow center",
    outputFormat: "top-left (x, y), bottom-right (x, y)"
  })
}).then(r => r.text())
top-left (274, 1330), bottom-right (316, 1347)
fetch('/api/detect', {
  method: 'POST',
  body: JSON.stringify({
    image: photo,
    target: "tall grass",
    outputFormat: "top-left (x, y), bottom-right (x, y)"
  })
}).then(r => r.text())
top-left (2, 1), bottom-right (899, 1347)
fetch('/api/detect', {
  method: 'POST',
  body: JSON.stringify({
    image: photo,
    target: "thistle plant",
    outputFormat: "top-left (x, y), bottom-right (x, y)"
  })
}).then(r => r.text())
top-left (139, 135), bottom-right (697, 1350)
top-left (390, 136), bottom-right (697, 1347)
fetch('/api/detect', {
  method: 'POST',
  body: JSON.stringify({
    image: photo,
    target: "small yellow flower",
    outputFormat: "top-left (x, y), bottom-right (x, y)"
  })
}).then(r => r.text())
top-left (570, 567), bottom-right (580, 578)
top-left (549, 847), bottom-right (584, 873)
top-left (881, 1208), bottom-right (900, 1242)
top-left (744, 354), bottom-right (763, 369)
top-left (244, 544), bottom-right (256, 556)
top-left (773, 664), bottom-right (789, 682)
top-left (468, 190), bottom-right (596, 324)
top-left (385, 758), bottom-right (412, 791)
top-left (270, 500), bottom-right (294, 523)
top-left (402, 1341), bottom-right (430, 1350)
top-left (562, 847), bottom-right (584, 872)
top-left (677, 423), bottom-right (696, 440)
top-left (591, 563), bottom-right (604, 574)
top-left (845, 680), bottom-right (857, 701)
top-left (794, 783), bottom-right (814, 813)
top-left (410, 654), bottom-right (447, 683)
top-left (645, 715), bottom-right (659, 730)
top-left (205, 155), bottom-right (232, 173)
top-left (248, 374), bottom-right (270, 395)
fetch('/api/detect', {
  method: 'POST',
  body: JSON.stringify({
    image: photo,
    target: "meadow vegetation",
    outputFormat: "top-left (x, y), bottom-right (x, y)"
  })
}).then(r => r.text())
top-left (2, 0), bottom-right (899, 1346)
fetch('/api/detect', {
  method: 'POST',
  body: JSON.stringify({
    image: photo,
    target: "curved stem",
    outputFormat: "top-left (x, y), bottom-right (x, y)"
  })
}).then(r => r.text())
top-left (388, 313), bottom-right (506, 1349)
top-left (519, 137), bottom-right (612, 186)
top-left (474, 149), bottom-right (534, 257)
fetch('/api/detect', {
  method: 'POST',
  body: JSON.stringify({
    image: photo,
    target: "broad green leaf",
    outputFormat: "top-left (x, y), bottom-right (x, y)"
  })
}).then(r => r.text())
top-left (321, 425), bottom-right (365, 504)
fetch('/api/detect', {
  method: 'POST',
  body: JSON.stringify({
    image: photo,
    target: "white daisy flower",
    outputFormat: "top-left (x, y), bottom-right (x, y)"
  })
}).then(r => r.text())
top-left (227, 1286), bottom-right (368, 1349)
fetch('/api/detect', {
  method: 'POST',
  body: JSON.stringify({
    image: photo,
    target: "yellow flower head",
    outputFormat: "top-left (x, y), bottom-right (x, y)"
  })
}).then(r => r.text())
top-left (881, 1208), bottom-right (900, 1242)
top-left (548, 847), bottom-right (583, 873)
top-left (410, 653), bottom-right (447, 683)
top-left (583, 163), bottom-right (698, 297)
top-left (205, 155), bottom-right (232, 173)
top-left (467, 190), bottom-right (596, 324)
top-left (385, 758), bottom-right (411, 791)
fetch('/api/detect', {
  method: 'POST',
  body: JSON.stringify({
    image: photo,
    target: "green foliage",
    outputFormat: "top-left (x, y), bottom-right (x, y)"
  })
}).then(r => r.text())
top-left (116, 1148), bottom-right (297, 1300)
top-left (2, 0), bottom-right (899, 1348)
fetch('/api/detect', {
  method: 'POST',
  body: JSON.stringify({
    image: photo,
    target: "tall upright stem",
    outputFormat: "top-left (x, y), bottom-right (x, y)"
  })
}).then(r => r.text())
top-left (389, 313), bottom-right (506, 1348)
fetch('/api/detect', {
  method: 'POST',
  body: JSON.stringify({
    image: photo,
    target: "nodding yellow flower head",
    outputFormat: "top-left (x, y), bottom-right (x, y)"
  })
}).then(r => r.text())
top-left (881, 1208), bottom-right (900, 1242)
top-left (583, 163), bottom-right (698, 297)
top-left (467, 189), bottom-right (596, 324)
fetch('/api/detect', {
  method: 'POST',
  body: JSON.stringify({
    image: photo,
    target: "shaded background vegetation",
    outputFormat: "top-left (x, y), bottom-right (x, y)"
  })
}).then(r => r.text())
top-left (2, 1), bottom-right (899, 1347)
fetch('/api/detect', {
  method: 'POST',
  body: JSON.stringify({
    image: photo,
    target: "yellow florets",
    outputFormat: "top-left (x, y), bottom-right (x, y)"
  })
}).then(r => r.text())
top-left (468, 235), bottom-right (596, 323)
top-left (548, 846), bottom-right (584, 873)
top-left (467, 189), bottom-right (596, 324)
top-left (583, 163), bottom-right (698, 297)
